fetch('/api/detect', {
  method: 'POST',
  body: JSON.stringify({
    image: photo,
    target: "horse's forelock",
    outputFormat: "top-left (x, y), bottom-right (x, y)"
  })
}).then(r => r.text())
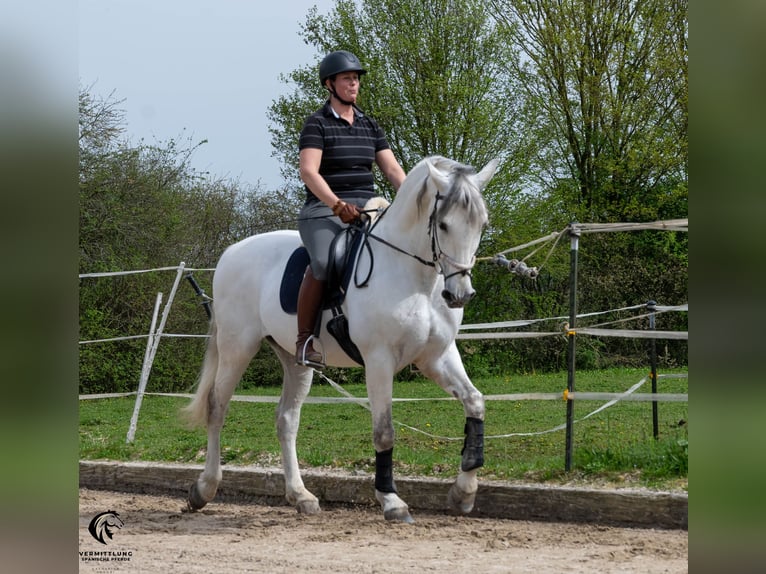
top-left (437, 165), bottom-right (487, 226)
top-left (410, 157), bottom-right (487, 225)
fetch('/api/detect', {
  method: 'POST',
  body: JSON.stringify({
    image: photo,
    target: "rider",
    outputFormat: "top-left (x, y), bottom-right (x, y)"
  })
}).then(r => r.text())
top-left (296, 50), bottom-right (406, 368)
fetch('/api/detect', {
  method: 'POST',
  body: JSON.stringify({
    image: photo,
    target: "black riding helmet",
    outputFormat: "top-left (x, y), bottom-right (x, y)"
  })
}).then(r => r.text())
top-left (319, 50), bottom-right (367, 87)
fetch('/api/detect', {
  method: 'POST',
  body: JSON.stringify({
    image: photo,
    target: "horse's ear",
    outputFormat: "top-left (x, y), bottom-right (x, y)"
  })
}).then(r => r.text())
top-left (425, 157), bottom-right (451, 191)
top-left (475, 158), bottom-right (500, 189)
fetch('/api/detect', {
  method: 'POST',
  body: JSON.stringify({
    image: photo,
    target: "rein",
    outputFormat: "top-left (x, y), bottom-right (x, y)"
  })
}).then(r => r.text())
top-left (364, 233), bottom-right (436, 269)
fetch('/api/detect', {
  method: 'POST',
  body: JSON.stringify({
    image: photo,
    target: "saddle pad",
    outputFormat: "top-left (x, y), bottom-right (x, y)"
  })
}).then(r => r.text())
top-left (279, 247), bottom-right (311, 315)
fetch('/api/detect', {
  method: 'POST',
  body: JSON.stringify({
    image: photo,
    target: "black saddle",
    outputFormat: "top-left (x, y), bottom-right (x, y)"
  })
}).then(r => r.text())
top-left (279, 223), bottom-right (369, 365)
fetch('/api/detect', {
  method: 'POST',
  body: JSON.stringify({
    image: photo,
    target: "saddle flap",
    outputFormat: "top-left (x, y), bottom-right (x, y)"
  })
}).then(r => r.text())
top-left (327, 223), bottom-right (367, 303)
top-left (278, 222), bottom-right (370, 367)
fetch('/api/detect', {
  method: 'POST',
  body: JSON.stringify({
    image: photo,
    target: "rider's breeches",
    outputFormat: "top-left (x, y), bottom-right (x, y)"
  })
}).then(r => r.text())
top-left (297, 197), bottom-right (370, 281)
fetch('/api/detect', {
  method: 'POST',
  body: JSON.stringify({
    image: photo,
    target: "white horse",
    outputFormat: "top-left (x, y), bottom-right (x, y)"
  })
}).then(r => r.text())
top-left (182, 155), bottom-right (499, 523)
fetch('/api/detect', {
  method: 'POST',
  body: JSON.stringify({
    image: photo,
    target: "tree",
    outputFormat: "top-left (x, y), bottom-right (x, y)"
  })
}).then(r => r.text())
top-left (485, 0), bottom-right (688, 370)
top-left (78, 85), bottom-right (292, 393)
top-left (79, 85), bottom-right (125, 155)
top-left (488, 0), bottom-right (688, 223)
top-left (267, 0), bottom-right (539, 211)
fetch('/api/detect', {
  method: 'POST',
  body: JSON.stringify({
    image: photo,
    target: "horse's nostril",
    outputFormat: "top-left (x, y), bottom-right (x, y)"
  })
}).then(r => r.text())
top-left (443, 290), bottom-right (467, 308)
top-left (442, 289), bottom-right (475, 308)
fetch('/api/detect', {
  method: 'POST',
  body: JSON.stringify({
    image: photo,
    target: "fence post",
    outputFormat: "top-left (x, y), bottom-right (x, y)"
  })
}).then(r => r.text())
top-left (647, 300), bottom-right (659, 439)
top-left (126, 262), bottom-right (187, 443)
top-left (565, 224), bottom-right (580, 472)
top-left (127, 292), bottom-right (163, 443)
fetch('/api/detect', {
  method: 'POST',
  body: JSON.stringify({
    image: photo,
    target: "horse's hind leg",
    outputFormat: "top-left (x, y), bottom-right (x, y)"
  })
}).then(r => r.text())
top-left (187, 336), bottom-right (258, 512)
top-left (268, 340), bottom-right (321, 514)
top-left (417, 343), bottom-right (485, 515)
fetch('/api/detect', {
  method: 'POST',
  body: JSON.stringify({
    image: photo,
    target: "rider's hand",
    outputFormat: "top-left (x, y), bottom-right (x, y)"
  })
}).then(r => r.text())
top-left (332, 200), bottom-right (361, 224)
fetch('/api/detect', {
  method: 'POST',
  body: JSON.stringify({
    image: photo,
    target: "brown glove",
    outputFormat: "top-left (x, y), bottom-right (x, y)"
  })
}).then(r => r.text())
top-left (332, 200), bottom-right (361, 224)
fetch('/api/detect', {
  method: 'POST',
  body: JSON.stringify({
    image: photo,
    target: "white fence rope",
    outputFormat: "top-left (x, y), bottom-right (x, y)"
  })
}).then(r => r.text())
top-left (79, 266), bottom-right (214, 278)
top-left (573, 219), bottom-right (688, 234)
top-left (78, 303), bottom-right (688, 345)
top-left (312, 372), bottom-right (687, 441)
top-left (460, 303), bottom-right (644, 330)
top-left (79, 333), bottom-right (210, 345)
top-left (79, 219), bottom-right (688, 442)
top-left (78, 373), bottom-right (688, 442)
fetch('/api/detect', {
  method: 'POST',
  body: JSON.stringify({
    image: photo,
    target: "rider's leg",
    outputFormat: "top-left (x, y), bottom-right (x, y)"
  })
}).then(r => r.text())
top-left (295, 265), bottom-right (326, 368)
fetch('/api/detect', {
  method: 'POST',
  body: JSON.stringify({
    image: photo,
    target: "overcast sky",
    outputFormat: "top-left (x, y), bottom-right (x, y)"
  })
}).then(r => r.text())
top-left (79, 0), bottom-right (336, 190)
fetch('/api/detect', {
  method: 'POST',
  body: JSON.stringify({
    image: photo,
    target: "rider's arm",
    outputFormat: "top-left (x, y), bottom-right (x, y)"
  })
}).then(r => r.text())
top-left (299, 147), bottom-right (341, 208)
top-left (376, 148), bottom-right (406, 192)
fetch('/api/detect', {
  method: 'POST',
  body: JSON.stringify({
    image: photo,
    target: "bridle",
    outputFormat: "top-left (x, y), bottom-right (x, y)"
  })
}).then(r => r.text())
top-left (427, 193), bottom-right (478, 279)
top-left (361, 190), bottom-right (480, 284)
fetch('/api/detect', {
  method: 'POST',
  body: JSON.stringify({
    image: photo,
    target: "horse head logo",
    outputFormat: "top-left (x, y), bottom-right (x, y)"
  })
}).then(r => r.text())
top-left (88, 510), bottom-right (124, 545)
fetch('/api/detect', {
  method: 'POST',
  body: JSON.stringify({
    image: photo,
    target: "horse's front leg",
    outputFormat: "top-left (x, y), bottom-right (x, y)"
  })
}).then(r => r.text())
top-left (366, 358), bottom-right (414, 524)
top-left (447, 415), bottom-right (484, 514)
top-left (417, 342), bottom-right (485, 515)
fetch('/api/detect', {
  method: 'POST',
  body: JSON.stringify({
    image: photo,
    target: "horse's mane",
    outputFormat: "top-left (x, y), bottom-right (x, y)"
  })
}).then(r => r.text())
top-left (413, 156), bottom-right (488, 226)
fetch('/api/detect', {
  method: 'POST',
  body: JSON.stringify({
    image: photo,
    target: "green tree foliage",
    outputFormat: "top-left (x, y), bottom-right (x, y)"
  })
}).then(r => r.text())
top-left (482, 0), bottom-right (688, 370)
top-left (79, 86), bottom-right (290, 393)
top-left (268, 0), bottom-right (538, 207)
top-left (488, 0), bottom-right (688, 222)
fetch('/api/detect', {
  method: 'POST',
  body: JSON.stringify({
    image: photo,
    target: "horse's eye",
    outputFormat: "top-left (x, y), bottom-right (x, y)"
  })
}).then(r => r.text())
top-left (438, 222), bottom-right (448, 232)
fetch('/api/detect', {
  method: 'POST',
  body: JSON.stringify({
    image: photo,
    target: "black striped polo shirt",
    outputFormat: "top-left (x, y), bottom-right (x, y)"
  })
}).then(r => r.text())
top-left (299, 101), bottom-right (391, 204)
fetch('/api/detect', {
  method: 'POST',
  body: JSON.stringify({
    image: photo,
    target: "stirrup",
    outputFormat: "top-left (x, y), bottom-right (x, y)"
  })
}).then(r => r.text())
top-left (296, 336), bottom-right (326, 370)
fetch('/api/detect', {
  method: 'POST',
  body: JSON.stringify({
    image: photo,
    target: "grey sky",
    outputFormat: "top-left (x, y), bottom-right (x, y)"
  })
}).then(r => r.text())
top-left (79, 0), bottom-right (335, 190)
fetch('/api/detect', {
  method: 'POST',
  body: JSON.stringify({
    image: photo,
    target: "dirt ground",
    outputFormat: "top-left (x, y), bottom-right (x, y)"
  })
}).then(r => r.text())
top-left (78, 488), bottom-right (687, 573)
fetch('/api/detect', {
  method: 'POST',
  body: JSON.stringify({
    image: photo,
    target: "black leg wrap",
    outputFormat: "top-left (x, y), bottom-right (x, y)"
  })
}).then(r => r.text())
top-left (375, 448), bottom-right (397, 493)
top-left (461, 417), bottom-right (485, 471)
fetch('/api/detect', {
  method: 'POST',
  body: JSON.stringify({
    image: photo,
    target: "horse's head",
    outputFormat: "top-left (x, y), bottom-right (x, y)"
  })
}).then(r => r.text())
top-left (420, 156), bottom-right (499, 308)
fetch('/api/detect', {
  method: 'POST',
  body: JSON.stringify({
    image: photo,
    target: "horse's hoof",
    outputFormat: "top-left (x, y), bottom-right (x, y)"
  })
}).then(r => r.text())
top-left (447, 482), bottom-right (476, 515)
top-left (296, 499), bottom-right (321, 515)
top-left (185, 483), bottom-right (208, 512)
top-left (384, 507), bottom-right (415, 524)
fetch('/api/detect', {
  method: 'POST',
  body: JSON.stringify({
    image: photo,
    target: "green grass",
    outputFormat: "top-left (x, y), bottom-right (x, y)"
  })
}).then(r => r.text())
top-left (79, 367), bottom-right (688, 491)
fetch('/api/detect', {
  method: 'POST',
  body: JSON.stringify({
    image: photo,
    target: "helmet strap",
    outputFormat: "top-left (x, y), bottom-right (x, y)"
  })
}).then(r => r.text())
top-left (327, 79), bottom-right (356, 107)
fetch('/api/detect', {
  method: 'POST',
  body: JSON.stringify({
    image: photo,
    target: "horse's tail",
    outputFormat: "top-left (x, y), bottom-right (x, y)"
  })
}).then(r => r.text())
top-left (180, 316), bottom-right (218, 429)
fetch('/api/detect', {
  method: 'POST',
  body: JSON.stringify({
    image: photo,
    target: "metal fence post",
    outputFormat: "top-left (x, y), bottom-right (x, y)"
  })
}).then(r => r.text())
top-left (565, 225), bottom-right (580, 471)
top-left (647, 300), bottom-right (659, 439)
